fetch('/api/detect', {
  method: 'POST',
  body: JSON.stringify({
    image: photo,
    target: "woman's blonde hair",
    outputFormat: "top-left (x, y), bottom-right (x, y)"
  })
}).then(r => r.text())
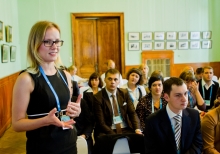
top-left (27, 21), bottom-right (62, 74)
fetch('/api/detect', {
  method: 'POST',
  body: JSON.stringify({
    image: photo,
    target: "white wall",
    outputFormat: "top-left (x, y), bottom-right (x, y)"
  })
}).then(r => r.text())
top-left (0, 0), bottom-right (21, 78)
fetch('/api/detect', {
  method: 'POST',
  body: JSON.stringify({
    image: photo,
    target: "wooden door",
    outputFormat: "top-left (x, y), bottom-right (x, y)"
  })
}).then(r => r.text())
top-left (72, 13), bottom-right (125, 78)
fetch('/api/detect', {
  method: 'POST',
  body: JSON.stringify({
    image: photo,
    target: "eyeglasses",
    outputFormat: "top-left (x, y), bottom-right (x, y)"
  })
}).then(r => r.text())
top-left (42, 40), bottom-right (64, 47)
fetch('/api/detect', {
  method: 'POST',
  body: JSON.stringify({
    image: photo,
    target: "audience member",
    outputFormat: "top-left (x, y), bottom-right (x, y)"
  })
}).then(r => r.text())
top-left (183, 65), bottom-right (194, 74)
top-left (151, 70), bottom-right (164, 77)
top-left (93, 69), bottom-right (142, 139)
top-left (100, 59), bottom-right (123, 87)
top-left (136, 74), bottom-right (167, 131)
top-left (120, 68), bottom-right (146, 109)
top-left (144, 77), bottom-right (203, 154)
top-left (68, 65), bottom-right (88, 85)
top-left (12, 21), bottom-right (81, 153)
top-left (198, 66), bottom-right (219, 111)
top-left (195, 67), bottom-right (203, 81)
top-left (201, 104), bottom-right (220, 153)
top-left (179, 70), bottom-right (206, 111)
top-left (139, 63), bottom-right (149, 88)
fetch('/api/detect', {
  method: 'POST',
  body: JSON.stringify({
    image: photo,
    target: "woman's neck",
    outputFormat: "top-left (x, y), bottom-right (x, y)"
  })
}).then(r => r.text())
top-left (152, 94), bottom-right (161, 102)
top-left (127, 82), bottom-right (136, 91)
top-left (40, 63), bottom-right (56, 75)
top-left (92, 87), bottom-right (99, 94)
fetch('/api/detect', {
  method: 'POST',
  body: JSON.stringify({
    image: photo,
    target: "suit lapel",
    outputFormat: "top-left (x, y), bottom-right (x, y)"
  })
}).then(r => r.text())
top-left (116, 90), bottom-right (124, 115)
top-left (159, 108), bottom-right (177, 151)
top-left (181, 109), bottom-right (190, 150)
top-left (102, 89), bottom-right (113, 116)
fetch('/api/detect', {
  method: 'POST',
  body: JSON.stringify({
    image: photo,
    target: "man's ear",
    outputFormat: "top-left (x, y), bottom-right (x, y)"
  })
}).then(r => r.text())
top-left (163, 93), bottom-right (169, 102)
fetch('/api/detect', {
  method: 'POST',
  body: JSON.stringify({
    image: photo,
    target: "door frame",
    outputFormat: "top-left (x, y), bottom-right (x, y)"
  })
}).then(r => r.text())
top-left (71, 12), bottom-right (125, 77)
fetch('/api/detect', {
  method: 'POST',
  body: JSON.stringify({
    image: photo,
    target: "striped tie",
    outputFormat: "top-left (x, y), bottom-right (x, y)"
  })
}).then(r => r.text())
top-left (173, 115), bottom-right (181, 150)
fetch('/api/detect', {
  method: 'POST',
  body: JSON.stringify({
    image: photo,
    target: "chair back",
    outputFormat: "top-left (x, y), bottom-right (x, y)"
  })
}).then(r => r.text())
top-left (77, 136), bottom-right (88, 154)
top-left (113, 137), bottom-right (130, 154)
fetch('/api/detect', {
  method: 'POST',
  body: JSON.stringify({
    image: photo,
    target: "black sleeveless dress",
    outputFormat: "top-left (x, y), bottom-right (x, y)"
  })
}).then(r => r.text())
top-left (26, 70), bottom-right (77, 154)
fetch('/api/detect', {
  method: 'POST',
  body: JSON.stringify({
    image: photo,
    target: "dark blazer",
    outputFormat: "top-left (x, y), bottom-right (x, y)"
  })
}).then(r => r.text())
top-left (83, 90), bottom-right (95, 112)
top-left (144, 107), bottom-right (203, 154)
top-left (72, 80), bottom-right (79, 97)
top-left (71, 96), bottom-right (93, 138)
top-left (197, 79), bottom-right (219, 110)
top-left (93, 88), bottom-right (141, 137)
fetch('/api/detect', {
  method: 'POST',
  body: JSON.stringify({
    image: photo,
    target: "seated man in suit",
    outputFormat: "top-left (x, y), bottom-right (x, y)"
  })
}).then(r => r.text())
top-left (144, 77), bottom-right (203, 154)
top-left (93, 68), bottom-right (142, 138)
top-left (198, 66), bottom-right (219, 111)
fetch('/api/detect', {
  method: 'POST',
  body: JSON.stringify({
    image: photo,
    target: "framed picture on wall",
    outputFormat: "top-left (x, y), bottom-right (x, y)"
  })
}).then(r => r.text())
top-left (178, 32), bottom-right (188, 40)
top-left (1, 44), bottom-right (9, 63)
top-left (142, 42), bottom-right (152, 50)
top-left (202, 31), bottom-right (212, 39)
top-left (6, 25), bottom-right (12, 42)
top-left (128, 32), bottom-right (139, 41)
top-left (166, 32), bottom-right (177, 40)
top-left (190, 32), bottom-right (200, 40)
top-left (154, 32), bottom-right (165, 40)
top-left (190, 41), bottom-right (200, 49)
top-left (0, 21), bottom-right (3, 41)
top-left (202, 40), bottom-right (212, 49)
top-left (154, 42), bottom-right (164, 50)
top-left (166, 41), bottom-right (177, 50)
top-left (128, 42), bottom-right (139, 51)
top-left (178, 41), bottom-right (188, 49)
top-left (141, 32), bottom-right (152, 40)
top-left (10, 46), bottom-right (16, 62)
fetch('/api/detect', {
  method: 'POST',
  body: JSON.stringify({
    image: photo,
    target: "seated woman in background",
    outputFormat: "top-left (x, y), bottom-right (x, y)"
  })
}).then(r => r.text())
top-left (136, 74), bottom-right (167, 131)
top-left (201, 88), bottom-right (220, 153)
top-left (67, 65), bottom-right (88, 86)
top-left (139, 64), bottom-right (149, 90)
top-left (83, 72), bottom-right (103, 112)
top-left (179, 70), bottom-right (206, 111)
top-left (120, 68), bottom-right (146, 109)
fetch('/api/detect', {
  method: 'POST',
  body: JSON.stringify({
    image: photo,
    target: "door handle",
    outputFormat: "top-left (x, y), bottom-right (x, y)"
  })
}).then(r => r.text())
top-left (95, 63), bottom-right (98, 72)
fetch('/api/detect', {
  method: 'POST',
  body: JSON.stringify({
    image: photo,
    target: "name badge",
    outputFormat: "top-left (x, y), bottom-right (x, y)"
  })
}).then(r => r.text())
top-left (205, 100), bottom-right (210, 106)
top-left (113, 116), bottom-right (122, 124)
top-left (61, 115), bottom-right (71, 130)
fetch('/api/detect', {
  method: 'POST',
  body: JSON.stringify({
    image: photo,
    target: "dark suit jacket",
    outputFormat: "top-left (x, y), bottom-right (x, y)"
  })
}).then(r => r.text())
top-left (197, 79), bottom-right (219, 110)
top-left (144, 107), bottom-right (203, 154)
top-left (72, 80), bottom-right (79, 97)
top-left (83, 90), bottom-right (95, 112)
top-left (71, 96), bottom-right (93, 138)
top-left (93, 88), bottom-right (141, 137)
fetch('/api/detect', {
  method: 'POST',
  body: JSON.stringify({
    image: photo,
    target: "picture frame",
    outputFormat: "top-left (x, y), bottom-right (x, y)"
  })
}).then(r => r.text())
top-left (202, 40), bottom-right (212, 49)
top-left (1, 44), bottom-right (9, 63)
top-left (142, 42), bottom-right (153, 50)
top-left (6, 25), bottom-right (12, 42)
top-left (154, 32), bottom-right (165, 40)
top-left (178, 32), bottom-right (188, 40)
top-left (190, 41), bottom-right (200, 49)
top-left (10, 46), bottom-right (16, 62)
top-left (0, 21), bottom-right (3, 41)
top-left (128, 42), bottom-right (139, 51)
top-left (178, 41), bottom-right (188, 49)
top-left (202, 31), bottom-right (212, 39)
top-left (128, 32), bottom-right (139, 41)
top-left (166, 32), bottom-right (177, 40)
top-left (166, 41), bottom-right (177, 50)
top-left (141, 32), bottom-right (152, 41)
top-left (154, 42), bottom-right (164, 50)
top-left (190, 32), bottom-right (200, 40)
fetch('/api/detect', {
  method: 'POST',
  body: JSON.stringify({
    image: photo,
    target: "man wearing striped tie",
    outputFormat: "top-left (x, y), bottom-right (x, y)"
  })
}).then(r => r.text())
top-left (144, 77), bottom-right (203, 154)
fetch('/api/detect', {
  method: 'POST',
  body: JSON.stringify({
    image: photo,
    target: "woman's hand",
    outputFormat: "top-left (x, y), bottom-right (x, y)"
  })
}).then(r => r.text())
top-left (66, 94), bottom-right (82, 118)
top-left (189, 81), bottom-right (199, 94)
top-left (45, 108), bottom-right (75, 129)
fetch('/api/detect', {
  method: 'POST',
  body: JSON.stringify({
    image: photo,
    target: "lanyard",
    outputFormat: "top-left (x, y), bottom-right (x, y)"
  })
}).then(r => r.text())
top-left (39, 66), bottom-right (68, 112)
top-left (188, 91), bottom-right (193, 108)
top-left (202, 85), bottom-right (213, 100)
top-left (128, 85), bottom-right (139, 103)
top-left (152, 98), bottom-right (162, 113)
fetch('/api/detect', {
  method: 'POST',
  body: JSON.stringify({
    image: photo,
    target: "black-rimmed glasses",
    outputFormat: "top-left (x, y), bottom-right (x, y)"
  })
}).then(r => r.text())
top-left (42, 40), bottom-right (64, 47)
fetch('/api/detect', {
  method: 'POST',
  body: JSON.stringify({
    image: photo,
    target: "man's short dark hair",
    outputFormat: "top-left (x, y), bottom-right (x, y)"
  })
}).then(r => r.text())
top-left (196, 67), bottom-right (203, 74)
top-left (163, 77), bottom-right (184, 95)
top-left (105, 68), bottom-right (120, 78)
